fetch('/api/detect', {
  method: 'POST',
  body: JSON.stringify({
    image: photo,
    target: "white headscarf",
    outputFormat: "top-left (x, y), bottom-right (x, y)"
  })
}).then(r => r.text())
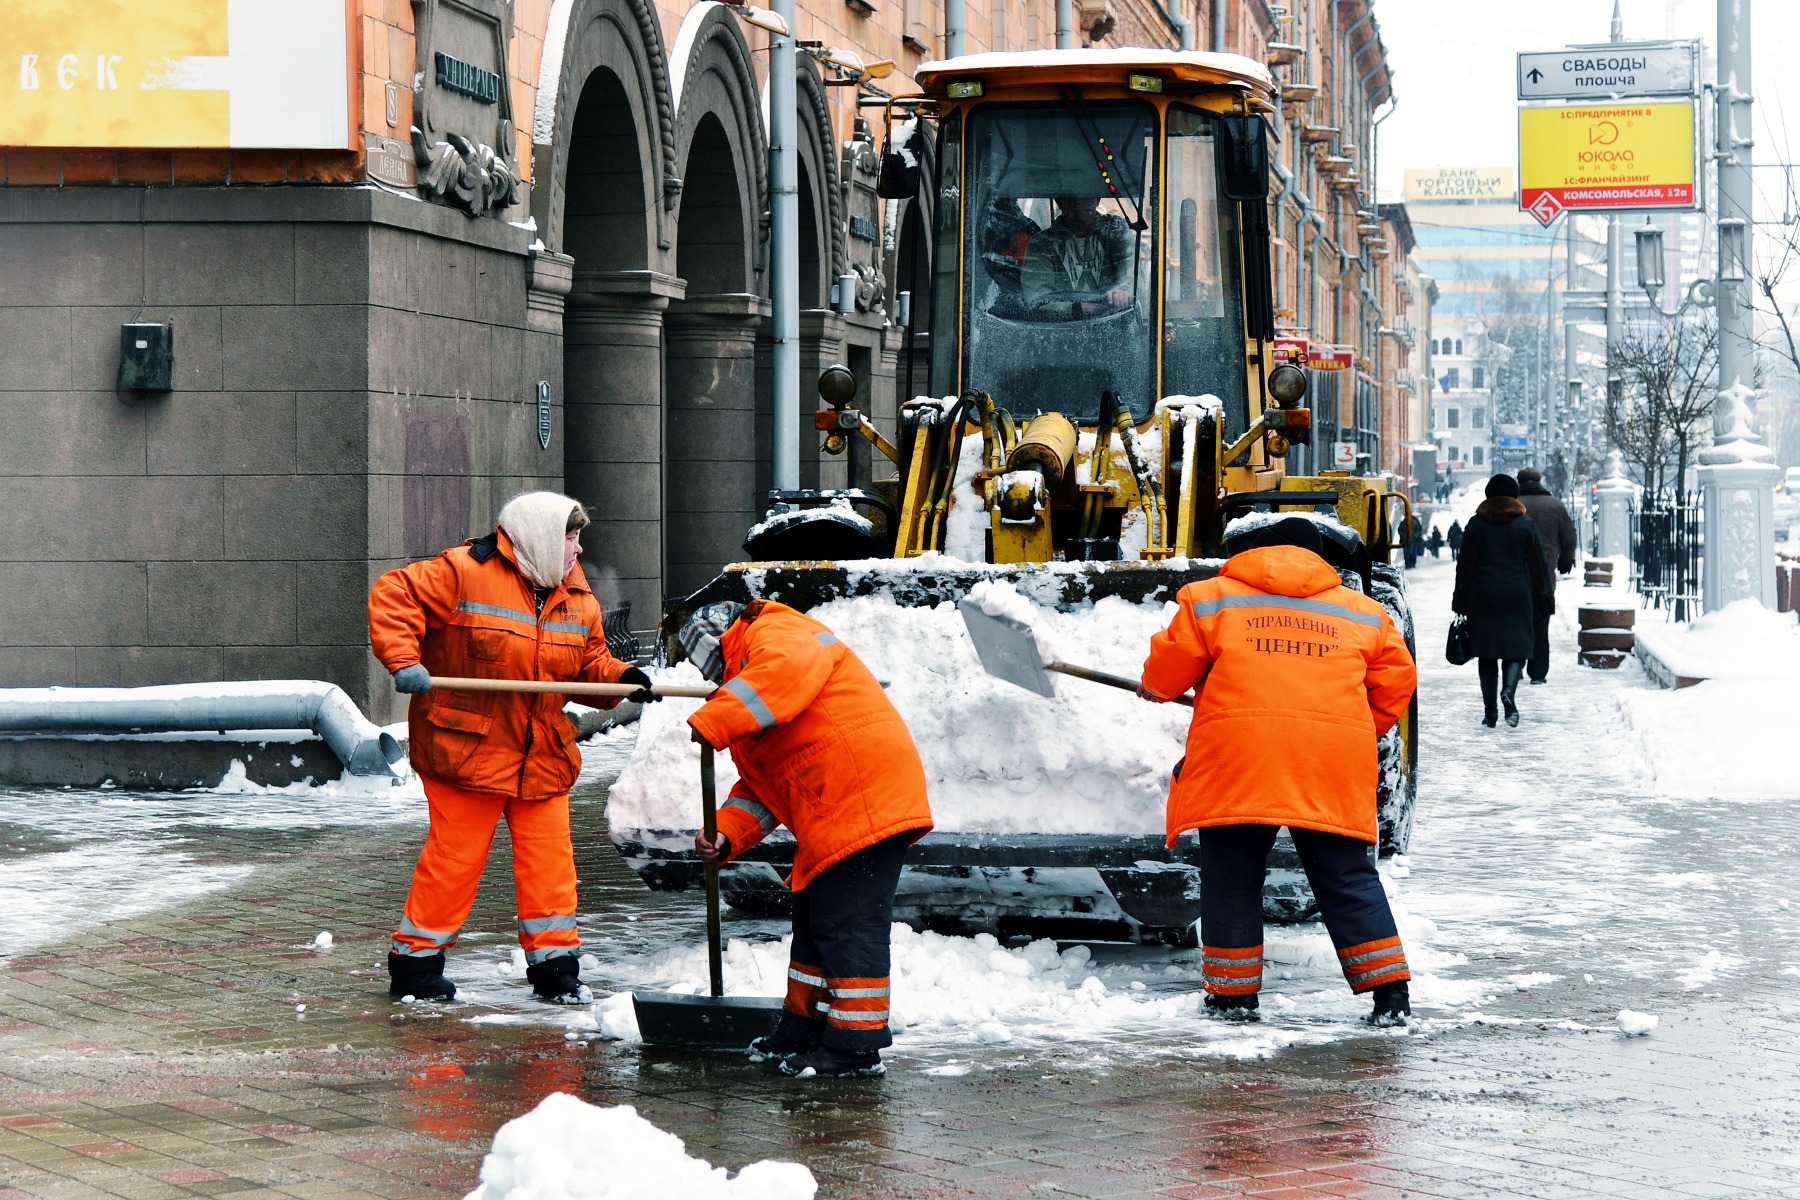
top-left (496, 491), bottom-right (582, 589)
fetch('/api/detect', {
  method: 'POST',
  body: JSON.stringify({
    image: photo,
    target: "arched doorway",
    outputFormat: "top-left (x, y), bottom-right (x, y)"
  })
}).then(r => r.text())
top-left (535, 0), bottom-right (681, 627)
top-left (664, 3), bottom-right (766, 599)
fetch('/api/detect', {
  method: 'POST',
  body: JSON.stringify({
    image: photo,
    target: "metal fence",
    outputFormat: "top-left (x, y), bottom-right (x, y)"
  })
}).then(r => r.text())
top-left (1630, 495), bottom-right (1703, 619)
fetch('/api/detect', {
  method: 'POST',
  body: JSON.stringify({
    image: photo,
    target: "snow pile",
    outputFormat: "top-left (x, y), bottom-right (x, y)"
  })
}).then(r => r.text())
top-left (310, 931), bottom-right (334, 950)
top-left (606, 593), bottom-right (1188, 836)
top-left (463, 1093), bottom-right (815, 1200)
top-left (1615, 1009), bottom-right (1658, 1036)
top-left (1611, 602), bottom-right (1800, 800)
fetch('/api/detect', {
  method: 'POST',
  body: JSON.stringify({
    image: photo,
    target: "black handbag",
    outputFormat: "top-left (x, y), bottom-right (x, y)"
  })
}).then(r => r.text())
top-left (1445, 616), bottom-right (1473, 666)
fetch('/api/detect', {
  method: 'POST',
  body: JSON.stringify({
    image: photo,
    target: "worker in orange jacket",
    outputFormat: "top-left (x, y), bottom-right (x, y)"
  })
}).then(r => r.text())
top-left (684, 599), bottom-right (932, 1078)
top-left (1141, 516), bottom-right (1418, 1025)
top-left (368, 491), bottom-right (651, 1004)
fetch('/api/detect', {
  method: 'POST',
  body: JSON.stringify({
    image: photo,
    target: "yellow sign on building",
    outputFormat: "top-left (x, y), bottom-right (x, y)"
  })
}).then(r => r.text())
top-left (0, 0), bottom-right (350, 149)
top-left (1518, 100), bottom-right (1695, 225)
top-left (1404, 167), bottom-right (1515, 203)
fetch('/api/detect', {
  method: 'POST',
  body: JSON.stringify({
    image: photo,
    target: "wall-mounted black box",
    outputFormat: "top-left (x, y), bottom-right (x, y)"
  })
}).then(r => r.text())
top-left (118, 323), bottom-right (173, 395)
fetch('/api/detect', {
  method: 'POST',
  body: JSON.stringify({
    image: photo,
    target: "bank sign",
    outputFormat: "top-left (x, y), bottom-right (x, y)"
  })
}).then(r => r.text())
top-left (1518, 100), bottom-right (1696, 226)
top-left (0, 0), bottom-right (351, 149)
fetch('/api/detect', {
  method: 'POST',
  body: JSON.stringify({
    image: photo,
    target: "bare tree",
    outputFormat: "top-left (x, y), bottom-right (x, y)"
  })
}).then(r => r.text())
top-left (1604, 318), bottom-right (1720, 499)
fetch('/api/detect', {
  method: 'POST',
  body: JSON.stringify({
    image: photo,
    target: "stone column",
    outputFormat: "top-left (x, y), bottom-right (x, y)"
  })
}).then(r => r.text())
top-left (564, 271), bottom-right (681, 623)
top-left (665, 294), bottom-right (769, 599)
top-left (1698, 382), bottom-right (1780, 610)
top-left (1594, 450), bottom-right (1638, 558)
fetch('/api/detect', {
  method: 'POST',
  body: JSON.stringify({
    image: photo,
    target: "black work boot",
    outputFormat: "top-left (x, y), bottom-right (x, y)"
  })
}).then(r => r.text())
top-left (1367, 981), bottom-right (1410, 1027)
top-left (777, 1047), bottom-right (885, 1078)
top-left (525, 954), bottom-right (591, 1005)
top-left (749, 1012), bottom-right (825, 1062)
top-left (388, 951), bottom-right (457, 1002)
top-left (1203, 992), bottom-right (1261, 1022)
top-left (1500, 662), bottom-right (1524, 728)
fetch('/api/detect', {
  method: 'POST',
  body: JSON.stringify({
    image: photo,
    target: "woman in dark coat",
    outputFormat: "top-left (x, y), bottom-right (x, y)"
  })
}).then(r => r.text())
top-left (1453, 474), bottom-right (1548, 728)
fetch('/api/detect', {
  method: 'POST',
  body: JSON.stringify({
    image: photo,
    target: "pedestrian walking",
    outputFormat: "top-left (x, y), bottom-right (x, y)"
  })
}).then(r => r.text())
top-left (1447, 519), bottom-right (1464, 560)
top-left (1516, 467), bottom-right (1578, 684)
top-left (368, 492), bottom-right (654, 1004)
top-left (1139, 517), bottom-right (1419, 1026)
top-left (1426, 527), bottom-right (1444, 558)
top-left (1402, 514), bottom-right (1421, 569)
top-left (684, 598), bottom-right (933, 1078)
top-left (1452, 474), bottom-right (1548, 729)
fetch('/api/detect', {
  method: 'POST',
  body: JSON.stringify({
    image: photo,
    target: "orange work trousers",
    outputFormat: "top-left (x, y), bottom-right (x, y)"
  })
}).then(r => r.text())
top-left (390, 775), bottom-right (582, 966)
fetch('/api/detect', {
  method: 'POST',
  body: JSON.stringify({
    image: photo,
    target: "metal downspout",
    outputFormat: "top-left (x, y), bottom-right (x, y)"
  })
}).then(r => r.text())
top-left (771, 0), bottom-right (799, 489)
top-left (1160, 1), bottom-right (1193, 51)
top-left (946, 0), bottom-right (965, 58)
top-left (0, 682), bottom-right (403, 776)
top-left (1056, 0), bottom-right (1074, 49)
top-left (1211, 0), bottom-right (1226, 53)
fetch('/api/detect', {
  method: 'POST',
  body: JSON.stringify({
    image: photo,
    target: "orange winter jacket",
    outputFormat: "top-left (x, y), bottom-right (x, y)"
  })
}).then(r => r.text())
top-left (368, 530), bottom-right (631, 800)
top-left (688, 601), bottom-right (932, 892)
top-left (1141, 545), bottom-right (1416, 845)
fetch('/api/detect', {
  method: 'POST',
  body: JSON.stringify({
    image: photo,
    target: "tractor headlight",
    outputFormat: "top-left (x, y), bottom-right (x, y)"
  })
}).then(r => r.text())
top-left (1267, 363), bottom-right (1308, 406)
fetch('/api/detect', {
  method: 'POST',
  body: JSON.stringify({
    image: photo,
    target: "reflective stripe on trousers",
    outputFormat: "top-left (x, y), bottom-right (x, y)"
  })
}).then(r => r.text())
top-left (1338, 936), bottom-right (1410, 993)
top-left (1200, 944), bottom-right (1264, 996)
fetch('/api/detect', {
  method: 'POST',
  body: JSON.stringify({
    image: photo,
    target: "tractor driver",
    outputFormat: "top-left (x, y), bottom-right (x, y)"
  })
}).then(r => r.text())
top-left (1020, 194), bottom-right (1137, 320)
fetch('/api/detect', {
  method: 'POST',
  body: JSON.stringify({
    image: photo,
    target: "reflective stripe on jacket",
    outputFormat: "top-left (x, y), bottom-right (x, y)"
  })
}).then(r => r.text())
top-left (368, 530), bottom-right (630, 799)
top-left (688, 601), bottom-right (932, 893)
top-left (1141, 545), bottom-right (1416, 845)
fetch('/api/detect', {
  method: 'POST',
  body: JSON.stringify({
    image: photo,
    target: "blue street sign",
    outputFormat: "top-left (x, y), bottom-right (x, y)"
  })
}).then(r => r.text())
top-left (1497, 436), bottom-right (1529, 448)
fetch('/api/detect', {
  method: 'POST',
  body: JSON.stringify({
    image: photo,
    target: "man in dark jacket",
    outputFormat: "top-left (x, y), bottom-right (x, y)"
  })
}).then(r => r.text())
top-left (1447, 520), bottom-right (1464, 560)
top-left (1517, 467), bottom-right (1579, 684)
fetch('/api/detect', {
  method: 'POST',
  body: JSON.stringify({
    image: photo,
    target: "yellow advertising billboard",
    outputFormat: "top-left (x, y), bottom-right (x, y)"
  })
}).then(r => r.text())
top-left (0, 0), bottom-right (351, 149)
top-left (1518, 100), bottom-right (1695, 225)
top-left (1404, 167), bottom-right (1515, 203)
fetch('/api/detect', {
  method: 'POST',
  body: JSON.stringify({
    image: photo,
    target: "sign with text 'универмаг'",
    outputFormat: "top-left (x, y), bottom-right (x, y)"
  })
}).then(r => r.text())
top-left (1518, 100), bottom-right (1695, 225)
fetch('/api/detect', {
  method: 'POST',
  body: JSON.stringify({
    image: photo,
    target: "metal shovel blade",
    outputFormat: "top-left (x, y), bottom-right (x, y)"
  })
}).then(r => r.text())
top-left (631, 991), bottom-right (783, 1049)
top-left (958, 598), bottom-right (1056, 697)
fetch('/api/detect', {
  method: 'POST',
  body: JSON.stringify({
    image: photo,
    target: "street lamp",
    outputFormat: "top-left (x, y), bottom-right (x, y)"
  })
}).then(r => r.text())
top-left (730, 4), bottom-right (789, 34)
top-left (1633, 218), bottom-right (1714, 317)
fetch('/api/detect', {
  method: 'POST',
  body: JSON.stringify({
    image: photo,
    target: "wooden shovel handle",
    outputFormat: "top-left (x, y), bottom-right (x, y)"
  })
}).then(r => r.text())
top-left (429, 676), bottom-right (718, 699)
top-left (700, 743), bottom-right (725, 999)
top-left (1046, 661), bottom-right (1195, 708)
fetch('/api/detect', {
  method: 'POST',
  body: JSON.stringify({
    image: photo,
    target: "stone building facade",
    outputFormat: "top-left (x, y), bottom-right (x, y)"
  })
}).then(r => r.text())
top-left (0, 0), bottom-right (1415, 719)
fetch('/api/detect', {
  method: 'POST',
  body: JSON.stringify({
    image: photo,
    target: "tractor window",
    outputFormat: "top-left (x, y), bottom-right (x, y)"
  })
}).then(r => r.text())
top-left (1162, 107), bottom-right (1250, 442)
top-left (959, 101), bottom-right (1156, 422)
top-left (927, 111), bottom-right (963, 398)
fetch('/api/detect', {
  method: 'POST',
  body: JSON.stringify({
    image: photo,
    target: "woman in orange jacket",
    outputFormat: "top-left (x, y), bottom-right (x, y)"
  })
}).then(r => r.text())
top-left (684, 598), bottom-right (932, 1078)
top-left (1141, 516), bottom-right (1418, 1025)
top-left (368, 491), bottom-right (651, 1004)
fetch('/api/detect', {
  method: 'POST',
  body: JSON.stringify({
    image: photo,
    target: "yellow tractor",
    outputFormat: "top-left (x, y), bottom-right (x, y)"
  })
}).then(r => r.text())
top-left (612, 48), bottom-right (1418, 941)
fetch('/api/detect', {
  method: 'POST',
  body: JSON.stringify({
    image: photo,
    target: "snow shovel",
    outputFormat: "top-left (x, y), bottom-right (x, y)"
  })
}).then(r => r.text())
top-left (958, 599), bottom-right (1193, 707)
top-left (631, 742), bottom-right (783, 1048)
top-left (430, 676), bottom-right (717, 699)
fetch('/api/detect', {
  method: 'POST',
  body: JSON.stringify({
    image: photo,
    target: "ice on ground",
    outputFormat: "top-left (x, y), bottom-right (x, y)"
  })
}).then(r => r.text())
top-left (463, 1093), bottom-right (815, 1200)
top-left (1675, 949), bottom-right (1741, 989)
top-left (1616, 1009), bottom-right (1658, 1036)
top-left (607, 594), bottom-right (1189, 836)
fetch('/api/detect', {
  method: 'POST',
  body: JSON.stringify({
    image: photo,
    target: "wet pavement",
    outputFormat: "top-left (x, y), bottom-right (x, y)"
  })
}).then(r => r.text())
top-left (3, 555), bottom-right (1799, 1198)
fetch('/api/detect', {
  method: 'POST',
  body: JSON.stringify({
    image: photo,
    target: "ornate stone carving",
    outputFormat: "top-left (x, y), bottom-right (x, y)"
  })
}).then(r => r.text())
top-left (411, 128), bottom-right (521, 217)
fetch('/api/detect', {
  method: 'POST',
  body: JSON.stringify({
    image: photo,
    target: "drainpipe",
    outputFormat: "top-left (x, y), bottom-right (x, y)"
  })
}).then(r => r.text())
top-left (0, 682), bottom-right (403, 776)
top-left (1160, 1), bottom-right (1193, 51)
top-left (1056, 0), bottom-right (1074, 48)
top-left (770, 0), bottom-right (799, 490)
top-left (946, 0), bottom-right (965, 58)
top-left (1211, 0), bottom-right (1226, 52)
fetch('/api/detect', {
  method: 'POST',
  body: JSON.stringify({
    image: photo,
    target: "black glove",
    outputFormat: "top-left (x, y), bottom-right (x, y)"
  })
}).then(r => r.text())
top-left (619, 666), bottom-right (658, 703)
top-left (392, 665), bottom-right (432, 694)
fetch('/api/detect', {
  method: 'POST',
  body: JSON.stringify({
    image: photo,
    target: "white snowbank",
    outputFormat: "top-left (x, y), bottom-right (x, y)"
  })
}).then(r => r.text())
top-left (1631, 598), bottom-right (1800, 682)
top-left (463, 1093), bottom-right (815, 1200)
top-left (606, 591), bottom-right (1188, 836)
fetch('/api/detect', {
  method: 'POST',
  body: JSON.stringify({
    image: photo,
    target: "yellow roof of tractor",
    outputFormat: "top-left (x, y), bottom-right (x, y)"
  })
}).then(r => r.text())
top-left (915, 48), bottom-right (1275, 100)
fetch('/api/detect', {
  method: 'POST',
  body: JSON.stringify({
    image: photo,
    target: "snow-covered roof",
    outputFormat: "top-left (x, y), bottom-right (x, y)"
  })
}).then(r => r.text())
top-left (916, 49), bottom-right (1273, 97)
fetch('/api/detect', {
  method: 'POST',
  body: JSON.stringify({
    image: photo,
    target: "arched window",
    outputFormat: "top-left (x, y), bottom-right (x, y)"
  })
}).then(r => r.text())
top-left (1455, 338), bottom-right (1464, 355)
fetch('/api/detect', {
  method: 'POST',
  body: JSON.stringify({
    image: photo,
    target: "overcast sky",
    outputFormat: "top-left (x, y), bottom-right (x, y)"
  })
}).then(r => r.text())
top-left (1375, 0), bottom-right (1800, 221)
